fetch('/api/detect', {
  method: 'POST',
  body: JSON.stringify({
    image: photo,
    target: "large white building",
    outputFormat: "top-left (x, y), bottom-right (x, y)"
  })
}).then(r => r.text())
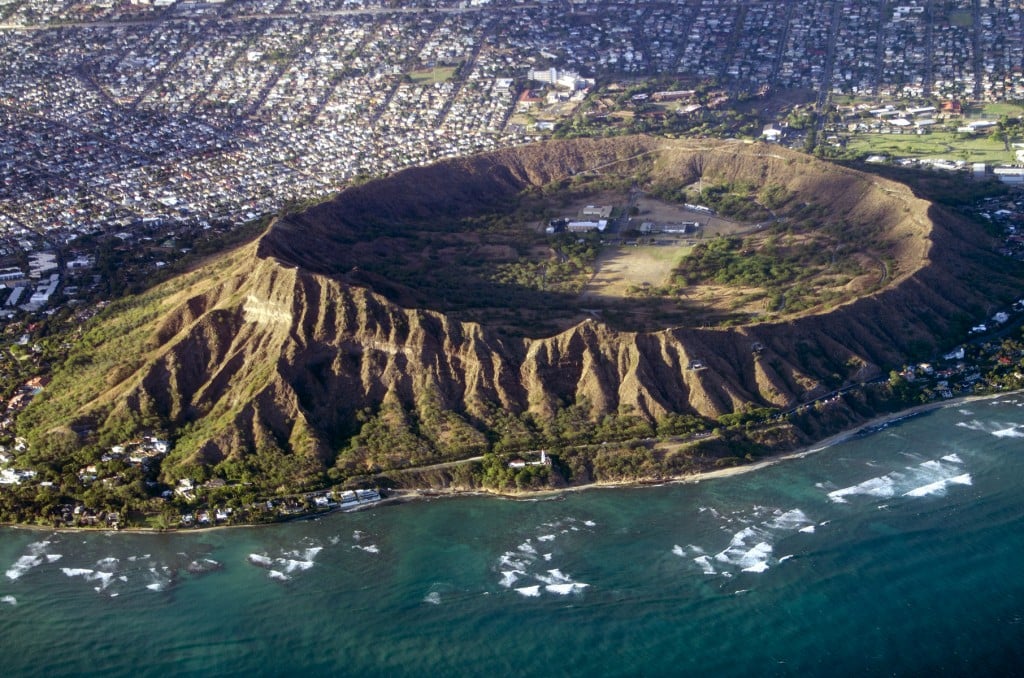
top-left (527, 67), bottom-right (595, 91)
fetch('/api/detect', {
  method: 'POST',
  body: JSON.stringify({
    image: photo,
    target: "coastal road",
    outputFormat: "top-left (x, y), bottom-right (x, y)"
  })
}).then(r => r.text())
top-left (379, 455), bottom-right (486, 478)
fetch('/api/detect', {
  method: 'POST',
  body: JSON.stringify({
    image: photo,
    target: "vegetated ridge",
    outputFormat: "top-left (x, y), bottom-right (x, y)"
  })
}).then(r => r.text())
top-left (19, 137), bottom-right (1022, 493)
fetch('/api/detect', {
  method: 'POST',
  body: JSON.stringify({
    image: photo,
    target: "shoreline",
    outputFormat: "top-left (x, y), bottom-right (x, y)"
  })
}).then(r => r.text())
top-left (2, 390), bottom-right (1018, 534)
top-left (340, 389), bottom-right (1020, 505)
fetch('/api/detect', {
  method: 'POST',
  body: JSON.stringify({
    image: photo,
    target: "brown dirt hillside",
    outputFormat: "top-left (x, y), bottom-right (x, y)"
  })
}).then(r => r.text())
top-left (21, 137), bottom-right (1023, 484)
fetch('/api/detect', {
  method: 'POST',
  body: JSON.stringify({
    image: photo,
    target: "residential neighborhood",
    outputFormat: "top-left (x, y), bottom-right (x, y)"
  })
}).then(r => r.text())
top-left (2, 0), bottom-right (1024, 270)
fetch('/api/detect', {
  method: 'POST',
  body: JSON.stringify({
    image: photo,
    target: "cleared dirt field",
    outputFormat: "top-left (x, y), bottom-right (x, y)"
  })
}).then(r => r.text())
top-left (581, 196), bottom-right (761, 300)
top-left (582, 243), bottom-right (691, 298)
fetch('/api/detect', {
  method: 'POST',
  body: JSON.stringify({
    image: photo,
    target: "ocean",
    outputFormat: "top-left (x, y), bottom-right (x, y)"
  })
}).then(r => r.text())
top-left (1, 396), bottom-right (1023, 677)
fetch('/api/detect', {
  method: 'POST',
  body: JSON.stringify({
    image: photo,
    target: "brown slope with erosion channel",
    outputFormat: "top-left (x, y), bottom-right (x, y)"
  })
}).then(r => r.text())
top-left (20, 137), bottom-right (1022, 490)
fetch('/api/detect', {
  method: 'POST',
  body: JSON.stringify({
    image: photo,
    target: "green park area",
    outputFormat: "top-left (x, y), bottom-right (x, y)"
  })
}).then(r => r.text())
top-left (847, 130), bottom-right (1016, 164)
top-left (976, 102), bottom-right (1024, 118)
top-left (407, 65), bottom-right (459, 85)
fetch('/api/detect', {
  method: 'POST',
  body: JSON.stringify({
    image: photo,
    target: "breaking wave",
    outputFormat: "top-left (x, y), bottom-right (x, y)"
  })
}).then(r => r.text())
top-left (673, 506), bottom-right (816, 578)
top-left (829, 455), bottom-right (973, 503)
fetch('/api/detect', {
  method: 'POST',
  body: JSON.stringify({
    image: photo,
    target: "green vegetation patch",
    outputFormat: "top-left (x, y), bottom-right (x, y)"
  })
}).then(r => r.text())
top-left (491, 233), bottom-right (599, 294)
top-left (978, 102), bottom-right (1024, 118)
top-left (675, 236), bottom-right (801, 287)
top-left (846, 131), bottom-right (1014, 164)
top-left (407, 65), bottom-right (459, 84)
top-left (947, 9), bottom-right (973, 26)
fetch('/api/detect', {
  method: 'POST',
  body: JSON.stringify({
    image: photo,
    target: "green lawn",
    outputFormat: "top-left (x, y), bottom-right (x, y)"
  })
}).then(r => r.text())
top-left (980, 102), bottom-right (1024, 118)
top-left (407, 65), bottom-right (459, 85)
top-left (847, 131), bottom-right (1014, 163)
top-left (947, 9), bottom-right (973, 27)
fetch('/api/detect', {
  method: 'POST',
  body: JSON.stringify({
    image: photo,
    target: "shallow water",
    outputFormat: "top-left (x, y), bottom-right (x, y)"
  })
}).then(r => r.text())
top-left (2, 398), bottom-right (1023, 676)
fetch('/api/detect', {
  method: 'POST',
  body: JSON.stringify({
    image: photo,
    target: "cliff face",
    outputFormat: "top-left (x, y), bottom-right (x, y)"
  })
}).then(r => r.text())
top-left (26, 138), bottom-right (1022, 478)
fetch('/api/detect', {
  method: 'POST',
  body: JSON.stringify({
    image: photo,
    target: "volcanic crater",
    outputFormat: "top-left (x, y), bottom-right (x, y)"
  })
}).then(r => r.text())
top-left (21, 136), bottom-right (1022, 486)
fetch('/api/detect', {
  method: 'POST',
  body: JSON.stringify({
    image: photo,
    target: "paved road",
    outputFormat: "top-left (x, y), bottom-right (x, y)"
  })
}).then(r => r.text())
top-left (380, 455), bottom-right (486, 477)
top-left (812, 0), bottom-right (843, 141)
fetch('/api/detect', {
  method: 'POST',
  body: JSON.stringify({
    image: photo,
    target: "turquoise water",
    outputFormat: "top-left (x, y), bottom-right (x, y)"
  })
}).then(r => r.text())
top-left (2, 397), bottom-right (1024, 676)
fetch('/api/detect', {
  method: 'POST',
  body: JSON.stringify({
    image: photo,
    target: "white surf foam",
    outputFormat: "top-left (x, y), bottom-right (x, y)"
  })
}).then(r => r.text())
top-left (5, 540), bottom-right (55, 580)
top-left (423, 592), bottom-right (441, 605)
top-left (6, 555), bottom-right (43, 580)
top-left (537, 534), bottom-right (555, 542)
top-left (583, 520), bottom-right (597, 527)
top-left (535, 569), bottom-right (572, 585)
top-left (498, 553), bottom-right (531, 571)
top-left (542, 553), bottom-right (552, 561)
top-left (904, 473), bottom-right (972, 497)
top-left (830, 455), bottom-right (973, 504)
top-left (45, 554), bottom-right (62, 563)
top-left (799, 525), bottom-right (816, 534)
top-left (828, 475), bottom-right (897, 503)
top-left (282, 547), bottom-right (322, 563)
top-left (714, 527), bottom-right (766, 564)
top-left (738, 542), bottom-right (773, 572)
top-left (778, 555), bottom-right (794, 563)
top-left (767, 508), bottom-right (812, 531)
top-left (268, 570), bottom-right (290, 581)
top-left (499, 570), bottom-right (523, 588)
top-left (144, 568), bottom-right (167, 591)
top-left (993, 425), bottom-right (1024, 438)
top-left (187, 559), bottom-right (221, 574)
top-left (515, 585), bottom-right (541, 597)
top-left (693, 555), bottom-right (716, 575)
top-left (62, 568), bottom-right (115, 591)
top-left (353, 544), bottom-right (379, 554)
top-left (92, 571), bottom-right (114, 589)
top-left (672, 545), bottom-right (685, 557)
top-left (279, 559), bottom-right (315, 574)
top-left (546, 582), bottom-right (589, 595)
top-left (904, 478), bottom-right (951, 497)
top-left (1, 595), bottom-right (16, 606)
top-left (517, 541), bottom-right (537, 555)
top-left (248, 554), bottom-right (273, 567)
